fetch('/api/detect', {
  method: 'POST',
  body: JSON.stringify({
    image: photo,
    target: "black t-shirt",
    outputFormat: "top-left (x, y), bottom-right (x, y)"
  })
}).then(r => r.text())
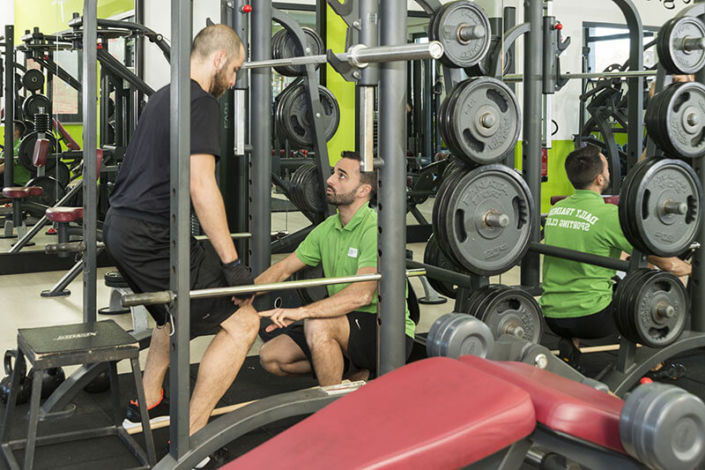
top-left (109, 80), bottom-right (221, 225)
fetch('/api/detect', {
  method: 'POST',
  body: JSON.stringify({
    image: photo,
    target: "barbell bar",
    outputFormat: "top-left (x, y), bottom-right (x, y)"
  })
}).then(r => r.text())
top-left (242, 42), bottom-right (444, 70)
top-left (122, 268), bottom-right (427, 307)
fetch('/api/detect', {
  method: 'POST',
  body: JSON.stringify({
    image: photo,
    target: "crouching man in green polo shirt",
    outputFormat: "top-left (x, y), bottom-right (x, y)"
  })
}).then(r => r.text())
top-left (254, 152), bottom-right (415, 385)
top-left (540, 145), bottom-right (691, 369)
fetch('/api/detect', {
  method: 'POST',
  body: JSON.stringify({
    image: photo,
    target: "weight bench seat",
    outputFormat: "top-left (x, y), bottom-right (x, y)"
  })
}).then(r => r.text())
top-left (458, 355), bottom-right (625, 454)
top-left (45, 206), bottom-right (84, 223)
top-left (229, 357), bottom-right (536, 469)
top-left (2, 186), bottom-right (43, 199)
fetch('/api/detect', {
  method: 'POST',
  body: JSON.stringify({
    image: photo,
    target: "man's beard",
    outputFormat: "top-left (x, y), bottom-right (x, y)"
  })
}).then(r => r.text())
top-left (325, 186), bottom-right (357, 206)
top-left (209, 67), bottom-right (229, 98)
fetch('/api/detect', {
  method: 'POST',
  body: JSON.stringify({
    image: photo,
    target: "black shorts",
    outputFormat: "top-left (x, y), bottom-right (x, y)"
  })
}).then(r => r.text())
top-left (103, 210), bottom-right (238, 338)
top-left (544, 302), bottom-right (618, 340)
top-left (271, 312), bottom-right (414, 375)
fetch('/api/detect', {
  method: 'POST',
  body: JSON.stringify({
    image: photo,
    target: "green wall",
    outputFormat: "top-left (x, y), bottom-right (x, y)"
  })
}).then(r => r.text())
top-left (515, 140), bottom-right (576, 214)
top-left (325, 5), bottom-right (356, 165)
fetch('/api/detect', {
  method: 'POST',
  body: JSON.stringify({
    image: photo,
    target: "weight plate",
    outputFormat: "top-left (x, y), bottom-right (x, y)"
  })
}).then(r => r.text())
top-left (631, 159), bottom-right (703, 256)
top-left (408, 160), bottom-right (445, 205)
top-left (657, 16), bottom-right (705, 75)
top-left (423, 234), bottom-right (469, 299)
top-left (300, 164), bottom-right (326, 213)
top-left (614, 269), bottom-right (653, 343)
top-left (432, 166), bottom-right (469, 261)
top-left (479, 287), bottom-right (543, 343)
top-left (278, 84), bottom-right (340, 149)
top-left (22, 70), bottom-right (45, 93)
top-left (272, 27), bottom-right (323, 76)
top-left (433, 1), bottom-right (491, 68)
top-left (440, 164), bottom-right (534, 275)
top-left (444, 77), bottom-right (521, 165)
top-left (619, 158), bottom-right (660, 252)
top-left (646, 82), bottom-right (705, 158)
top-left (633, 271), bottom-right (688, 348)
top-left (21, 94), bottom-right (51, 120)
top-left (292, 264), bottom-right (328, 305)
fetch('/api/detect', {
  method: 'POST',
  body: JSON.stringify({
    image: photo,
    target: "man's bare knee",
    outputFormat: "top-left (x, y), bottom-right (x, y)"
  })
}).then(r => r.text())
top-left (220, 305), bottom-right (259, 340)
top-left (304, 319), bottom-right (338, 349)
top-left (259, 341), bottom-right (285, 375)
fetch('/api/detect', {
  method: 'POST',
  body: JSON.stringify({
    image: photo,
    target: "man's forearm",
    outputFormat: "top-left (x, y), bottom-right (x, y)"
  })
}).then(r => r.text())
top-left (300, 281), bottom-right (376, 320)
top-left (191, 182), bottom-right (238, 264)
top-left (648, 255), bottom-right (692, 276)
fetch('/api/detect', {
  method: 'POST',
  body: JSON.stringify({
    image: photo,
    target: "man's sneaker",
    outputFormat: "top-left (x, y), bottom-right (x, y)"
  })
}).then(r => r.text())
top-left (122, 388), bottom-right (169, 430)
top-left (558, 337), bottom-right (587, 375)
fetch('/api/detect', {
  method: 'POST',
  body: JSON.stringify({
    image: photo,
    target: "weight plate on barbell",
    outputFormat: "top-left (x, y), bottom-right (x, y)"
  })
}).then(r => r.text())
top-left (478, 287), bottom-right (543, 343)
top-left (645, 81), bottom-right (705, 158)
top-left (431, 1), bottom-right (491, 68)
top-left (633, 271), bottom-right (688, 348)
top-left (657, 16), bottom-right (705, 75)
top-left (22, 69), bottom-right (45, 93)
top-left (277, 84), bottom-right (340, 149)
top-left (439, 164), bottom-right (534, 275)
top-left (442, 77), bottom-right (521, 165)
top-left (627, 158), bottom-right (703, 256)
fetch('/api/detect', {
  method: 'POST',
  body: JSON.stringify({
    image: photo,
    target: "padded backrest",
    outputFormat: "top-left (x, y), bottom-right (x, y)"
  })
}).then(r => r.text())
top-left (52, 118), bottom-right (80, 150)
top-left (32, 138), bottom-right (50, 168)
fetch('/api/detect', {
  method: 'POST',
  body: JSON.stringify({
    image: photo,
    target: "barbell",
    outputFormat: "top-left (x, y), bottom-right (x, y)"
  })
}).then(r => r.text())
top-left (122, 268), bottom-right (427, 307)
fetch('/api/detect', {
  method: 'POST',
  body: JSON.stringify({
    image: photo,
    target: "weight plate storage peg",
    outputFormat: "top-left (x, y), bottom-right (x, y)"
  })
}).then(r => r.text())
top-left (645, 82), bottom-right (705, 159)
top-left (657, 15), bottom-right (705, 75)
top-left (620, 158), bottom-right (703, 257)
top-left (435, 164), bottom-right (534, 275)
top-left (426, 313), bottom-right (494, 359)
top-left (439, 77), bottom-right (521, 165)
top-left (429, 1), bottom-right (492, 68)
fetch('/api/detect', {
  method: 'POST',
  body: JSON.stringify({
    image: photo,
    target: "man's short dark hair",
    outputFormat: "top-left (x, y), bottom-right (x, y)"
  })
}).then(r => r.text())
top-left (341, 151), bottom-right (377, 199)
top-left (191, 24), bottom-right (243, 62)
top-left (564, 145), bottom-right (604, 190)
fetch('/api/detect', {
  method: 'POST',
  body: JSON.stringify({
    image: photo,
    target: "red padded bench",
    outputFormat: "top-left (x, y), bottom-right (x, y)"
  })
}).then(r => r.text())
top-left (1, 186), bottom-right (44, 239)
top-left (228, 357), bottom-right (536, 469)
top-left (550, 194), bottom-right (619, 206)
top-left (45, 207), bottom-right (83, 257)
top-left (52, 118), bottom-right (80, 151)
top-left (457, 355), bottom-right (625, 453)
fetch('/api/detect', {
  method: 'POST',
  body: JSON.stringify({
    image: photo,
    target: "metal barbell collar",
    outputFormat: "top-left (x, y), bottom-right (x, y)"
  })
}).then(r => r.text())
top-left (483, 211), bottom-right (510, 228)
top-left (122, 268), bottom-right (427, 307)
top-left (242, 41), bottom-right (444, 70)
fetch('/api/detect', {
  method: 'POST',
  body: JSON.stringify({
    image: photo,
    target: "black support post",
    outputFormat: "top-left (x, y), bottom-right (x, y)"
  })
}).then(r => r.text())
top-left (4, 26), bottom-right (13, 188)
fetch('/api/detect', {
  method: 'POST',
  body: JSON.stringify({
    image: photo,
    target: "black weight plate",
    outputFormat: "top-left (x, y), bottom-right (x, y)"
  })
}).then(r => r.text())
top-left (273, 27), bottom-right (323, 76)
top-left (447, 77), bottom-right (521, 165)
top-left (432, 167), bottom-right (468, 263)
top-left (632, 159), bottom-right (703, 256)
top-left (423, 234), bottom-right (469, 299)
top-left (633, 271), bottom-right (688, 347)
top-left (280, 84), bottom-right (340, 149)
top-left (657, 16), bottom-right (705, 75)
top-left (21, 94), bottom-right (51, 120)
top-left (17, 131), bottom-right (58, 174)
top-left (435, 1), bottom-right (491, 68)
top-left (301, 164), bottom-right (325, 213)
top-left (480, 287), bottom-right (543, 343)
top-left (22, 69), bottom-right (45, 93)
top-left (616, 269), bottom-right (655, 343)
top-left (619, 158), bottom-right (659, 252)
top-left (292, 264), bottom-right (328, 305)
top-left (442, 164), bottom-right (534, 275)
top-left (464, 285), bottom-right (500, 317)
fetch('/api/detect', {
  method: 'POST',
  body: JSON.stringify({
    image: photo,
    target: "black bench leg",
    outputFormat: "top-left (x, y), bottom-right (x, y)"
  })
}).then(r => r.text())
top-left (24, 371), bottom-right (44, 470)
top-left (131, 357), bottom-right (156, 465)
top-left (0, 353), bottom-right (25, 444)
top-left (108, 361), bottom-right (121, 427)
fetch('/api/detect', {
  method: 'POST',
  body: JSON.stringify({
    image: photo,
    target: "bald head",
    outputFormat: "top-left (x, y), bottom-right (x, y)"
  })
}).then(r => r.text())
top-left (191, 24), bottom-right (243, 64)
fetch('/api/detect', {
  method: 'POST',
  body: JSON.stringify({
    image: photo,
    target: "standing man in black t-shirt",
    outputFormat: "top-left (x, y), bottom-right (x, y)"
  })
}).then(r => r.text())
top-left (103, 24), bottom-right (257, 439)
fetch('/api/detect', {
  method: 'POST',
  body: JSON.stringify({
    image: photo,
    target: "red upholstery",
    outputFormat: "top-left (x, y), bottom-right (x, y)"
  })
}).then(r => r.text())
top-left (52, 118), bottom-right (80, 151)
top-left (45, 207), bottom-right (83, 223)
top-left (550, 195), bottom-right (619, 206)
top-left (228, 357), bottom-right (536, 469)
top-left (458, 356), bottom-right (625, 454)
top-left (2, 186), bottom-right (43, 199)
top-left (32, 138), bottom-right (50, 168)
top-left (96, 149), bottom-right (103, 178)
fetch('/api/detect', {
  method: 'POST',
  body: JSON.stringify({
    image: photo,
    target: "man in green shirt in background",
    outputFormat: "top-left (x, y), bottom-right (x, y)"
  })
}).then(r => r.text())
top-left (0, 121), bottom-right (32, 187)
top-left (255, 152), bottom-right (415, 385)
top-left (540, 145), bottom-right (690, 369)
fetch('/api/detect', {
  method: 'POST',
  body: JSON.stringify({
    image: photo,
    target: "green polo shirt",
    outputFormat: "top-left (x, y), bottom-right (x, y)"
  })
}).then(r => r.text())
top-left (539, 190), bottom-right (632, 318)
top-left (1, 140), bottom-right (31, 186)
top-left (295, 202), bottom-right (415, 338)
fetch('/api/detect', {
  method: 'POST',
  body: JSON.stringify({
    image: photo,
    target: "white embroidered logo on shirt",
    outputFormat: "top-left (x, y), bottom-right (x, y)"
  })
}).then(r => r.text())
top-left (348, 247), bottom-right (358, 258)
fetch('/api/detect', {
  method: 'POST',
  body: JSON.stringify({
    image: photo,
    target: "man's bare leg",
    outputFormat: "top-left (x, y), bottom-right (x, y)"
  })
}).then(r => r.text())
top-left (141, 324), bottom-right (171, 406)
top-left (259, 335), bottom-right (312, 376)
top-left (304, 317), bottom-right (350, 386)
top-left (189, 306), bottom-right (259, 435)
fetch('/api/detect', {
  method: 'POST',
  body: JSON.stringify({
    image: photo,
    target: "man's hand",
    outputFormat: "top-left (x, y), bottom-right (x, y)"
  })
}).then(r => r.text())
top-left (222, 259), bottom-right (254, 300)
top-left (259, 307), bottom-right (306, 332)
